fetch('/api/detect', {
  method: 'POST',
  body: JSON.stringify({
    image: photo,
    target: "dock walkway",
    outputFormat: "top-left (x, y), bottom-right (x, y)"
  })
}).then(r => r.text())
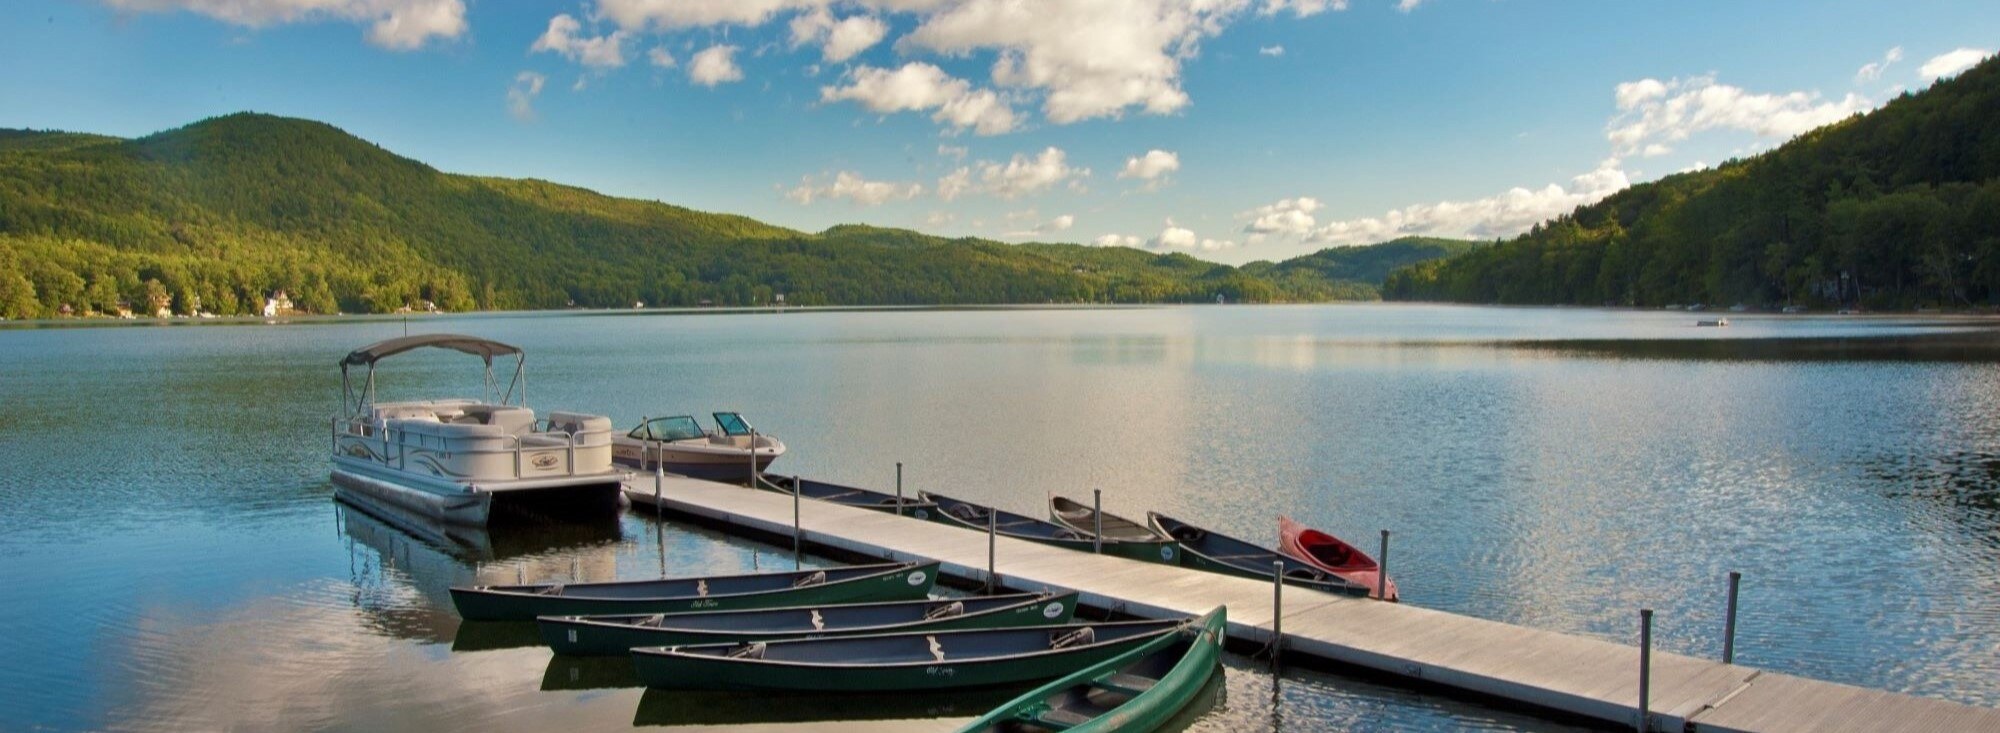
top-left (626, 476), bottom-right (2000, 732)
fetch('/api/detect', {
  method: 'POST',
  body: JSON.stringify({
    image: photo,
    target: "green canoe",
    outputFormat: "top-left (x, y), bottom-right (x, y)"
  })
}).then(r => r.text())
top-left (538, 590), bottom-right (1080, 656)
top-left (922, 491), bottom-right (1182, 565)
top-left (956, 607), bottom-right (1226, 733)
top-left (450, 561), bottom-right (939, 621)
top-left (630, 617), bottom-right (1187, 692)
top-left (756, 474), bottom-right (941, 520)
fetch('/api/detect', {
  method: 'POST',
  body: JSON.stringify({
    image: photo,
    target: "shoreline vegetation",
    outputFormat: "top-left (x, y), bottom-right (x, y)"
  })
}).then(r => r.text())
top-left (1382, 56), bottom-right (2000, 311)
top-left (0, 113), bottom-right (1475, 321)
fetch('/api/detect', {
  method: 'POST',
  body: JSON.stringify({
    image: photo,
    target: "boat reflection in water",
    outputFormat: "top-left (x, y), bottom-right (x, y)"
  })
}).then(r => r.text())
top-left (335, 495), bottom-right (622, 650)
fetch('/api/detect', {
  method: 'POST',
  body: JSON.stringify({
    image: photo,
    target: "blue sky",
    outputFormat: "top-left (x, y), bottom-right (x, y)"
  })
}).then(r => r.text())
top-left (1, 1), bottom-right (1994, 265)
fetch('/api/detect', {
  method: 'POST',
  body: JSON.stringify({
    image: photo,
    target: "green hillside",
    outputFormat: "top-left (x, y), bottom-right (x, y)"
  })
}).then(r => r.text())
top-left (1383, 55), bottom-right (2000, 308)
top-left (1243, 236), bottom-right (1485, 296)
top-left (0, 113), bottom-right (1478, 319)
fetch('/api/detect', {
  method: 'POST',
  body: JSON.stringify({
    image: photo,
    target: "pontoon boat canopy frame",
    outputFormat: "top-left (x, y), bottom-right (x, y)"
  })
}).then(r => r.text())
top-left (340, 333), bottom-right (527, 416)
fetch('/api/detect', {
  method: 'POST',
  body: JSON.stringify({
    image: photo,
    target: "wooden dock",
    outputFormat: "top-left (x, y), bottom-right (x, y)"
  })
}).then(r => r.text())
top-left (626, 476), bottom-right (2000, 732)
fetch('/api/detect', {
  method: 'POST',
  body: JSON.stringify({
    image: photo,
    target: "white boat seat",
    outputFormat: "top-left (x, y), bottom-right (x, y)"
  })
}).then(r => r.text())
top-left (1050, 627), bottom-right (1095, 649)
top-left (924, 601), bottom-right (965, 620)
top-left (727, 642), bottom-right (766, 659)
top-left (536, 584), bottom-right (565, 596)
top-left (791, 570), bottom-right (827, 588)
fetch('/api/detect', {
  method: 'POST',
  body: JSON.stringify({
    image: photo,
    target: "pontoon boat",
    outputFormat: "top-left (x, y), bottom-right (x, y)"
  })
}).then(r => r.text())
top-left (330, 334), bottom-right (626, 526)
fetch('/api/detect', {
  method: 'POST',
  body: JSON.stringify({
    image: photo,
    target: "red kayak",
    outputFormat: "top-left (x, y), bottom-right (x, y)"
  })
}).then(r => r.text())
top-left (1277, 516), bottom-right (1399, 601)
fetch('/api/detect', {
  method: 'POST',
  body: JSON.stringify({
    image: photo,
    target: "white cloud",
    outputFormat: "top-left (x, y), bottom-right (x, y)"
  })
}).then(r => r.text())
top-left (900, 0), bottom-right (1327, 125)
top-left (1093, 233), bottom-right (1142, 247)
top-left (933, 147), bottom-right (1085, 201)
top-left (1306, 158), bottom-right (1631, 246)
top-left (594, 0), bottom-right (818, 31)
top-left (532, 14), bottom-right (628, 69)
top-left (1259, 45), bottom-right (1284, 57)
top-left (937, 144), bottom-right (968, 160)
top-left (976, 147), bottom-right (1086, 199)
top-left (1855, 46), bottom-right (1902, 83)
top-left (1005, 213), bottom-right (1075, 238)
top-left (1920, 48), bottom-right (1990, 81)
top-left (937, 167), bottom-right (972, 201)
top-left (1394, 0), bottom-right (1422, 12)
top-left (789, 9), bottom-right (889, 62)
top-left (506, 71), bottom-right (545, 121)
top-left (105, 0), bottom-right (466, 49)
top-left (925, 210), bottom-right (956, 226)
top-left (1118, 149), bottom-right (1180, 182)
top-left (1145, 222), bottom-right (1235, 251)
top-left (825, 15), bottom-right (891, 62)
top-left (786, 171), bottom-right (925, 205)
top-left (1261, 0), bottom-right (1346, 17)
top-left (647, 47), bottom-right (676, 68)
top-left (688, 44), bottom-right (744, 86)
top-left (1152, 225), bottom-right (1197, 249)
top-left (821, 62), bottom-right (1018, 135)
top-left (1605, 74), bottom-right (1868, 157)
top-left (1241, 196), bottom-right (1321, 236)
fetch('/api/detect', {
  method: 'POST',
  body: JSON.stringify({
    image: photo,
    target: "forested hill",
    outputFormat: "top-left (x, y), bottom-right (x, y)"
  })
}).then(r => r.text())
top-left (1384, 55), bottom-right (2000, 309)
top-left (0, 113), bottom-right (1472, 318)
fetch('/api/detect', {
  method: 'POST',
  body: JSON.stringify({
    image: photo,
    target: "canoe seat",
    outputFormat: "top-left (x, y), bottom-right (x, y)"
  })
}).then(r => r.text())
top-left (641, 614), bottom-right (665, 627)
top-left (924, 601), bottom-right (965, 620)
top-left (1032, 707), bottom-right (1094, 729)
top-left (728, 642), bottom-right (766, 659)
top-left (1093, 672), bottom-right (1159, 696)
top-left (948, 505), bottom-right (986, 521)
top-left (792, 570), bottom-right (827, 588)
top-left (536, 584), bottom-right (565, 596)
top-left (1050, 627), bottom-right (1096, 649)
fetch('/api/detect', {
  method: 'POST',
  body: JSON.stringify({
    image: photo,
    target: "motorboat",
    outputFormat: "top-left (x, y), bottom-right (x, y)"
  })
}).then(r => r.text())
top-left (329, 334), bottom-right (626, 526)
top-left (612, 413), bottom-right (785, 481)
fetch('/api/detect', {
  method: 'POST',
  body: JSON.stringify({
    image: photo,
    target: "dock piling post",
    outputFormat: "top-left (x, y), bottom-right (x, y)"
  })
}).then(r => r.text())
top-left (1093, 489), bottom-right (1103, 554)
top-left (793, 476), bottom-right (804, 569)
top-left (987, 510), bottom-right (998, 594)
top-left (1378, 529), bottom-right (1391, 601)
top-left (1272, 560), bottom-right (1284, 669)
top-left (516, 563), bottom-right (524, 585)
top-left (1723, 571), bottom-right (1741, 664)
top-left (896, 462), bottom-right (904, 516)
top-left (653, 463), bottom-right (664, 519)
top-left (749, 428), bottom-right (759, 488)
top-left (1638, 608), bottom-right (1653, 732)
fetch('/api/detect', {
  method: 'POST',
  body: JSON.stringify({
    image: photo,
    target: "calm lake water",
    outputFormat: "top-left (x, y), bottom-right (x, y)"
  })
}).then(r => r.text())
top-left (4, 304), bottom-right (2000, 732)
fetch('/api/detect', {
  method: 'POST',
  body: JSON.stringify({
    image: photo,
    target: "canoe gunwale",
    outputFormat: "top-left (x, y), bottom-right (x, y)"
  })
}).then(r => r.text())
top-left (458, 560), bottom-right (935, 604)
top-left (923, 491), bottom-right (1176, 554)
top-left (1148, 513), bottom-right (1368, 595)
top-left (539, 590), bottom-right (1075, 638)
top-left (631, 618), bottom-right (1185, 670)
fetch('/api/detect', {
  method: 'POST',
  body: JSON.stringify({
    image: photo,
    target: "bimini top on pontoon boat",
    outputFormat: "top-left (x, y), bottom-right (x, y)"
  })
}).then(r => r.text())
top-left (612, 413), bottom-right (785, 482)
top-left (330, 334), bottom-right (626, 526)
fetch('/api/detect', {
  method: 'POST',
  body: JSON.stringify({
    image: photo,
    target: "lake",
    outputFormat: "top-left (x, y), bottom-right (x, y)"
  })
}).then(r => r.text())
top-left (4, 304), bottom-right (1999, 731)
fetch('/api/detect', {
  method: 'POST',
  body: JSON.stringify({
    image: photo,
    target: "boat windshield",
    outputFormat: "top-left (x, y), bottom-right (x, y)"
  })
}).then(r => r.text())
top-left (713, 412), bottom-right (752, 436)
top-left (632, 416), bottom-right (706, 442)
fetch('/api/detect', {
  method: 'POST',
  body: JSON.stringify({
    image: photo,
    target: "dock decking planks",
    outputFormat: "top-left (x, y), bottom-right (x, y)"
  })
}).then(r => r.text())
top-left (627, 475), bottom-right (2000, 732)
